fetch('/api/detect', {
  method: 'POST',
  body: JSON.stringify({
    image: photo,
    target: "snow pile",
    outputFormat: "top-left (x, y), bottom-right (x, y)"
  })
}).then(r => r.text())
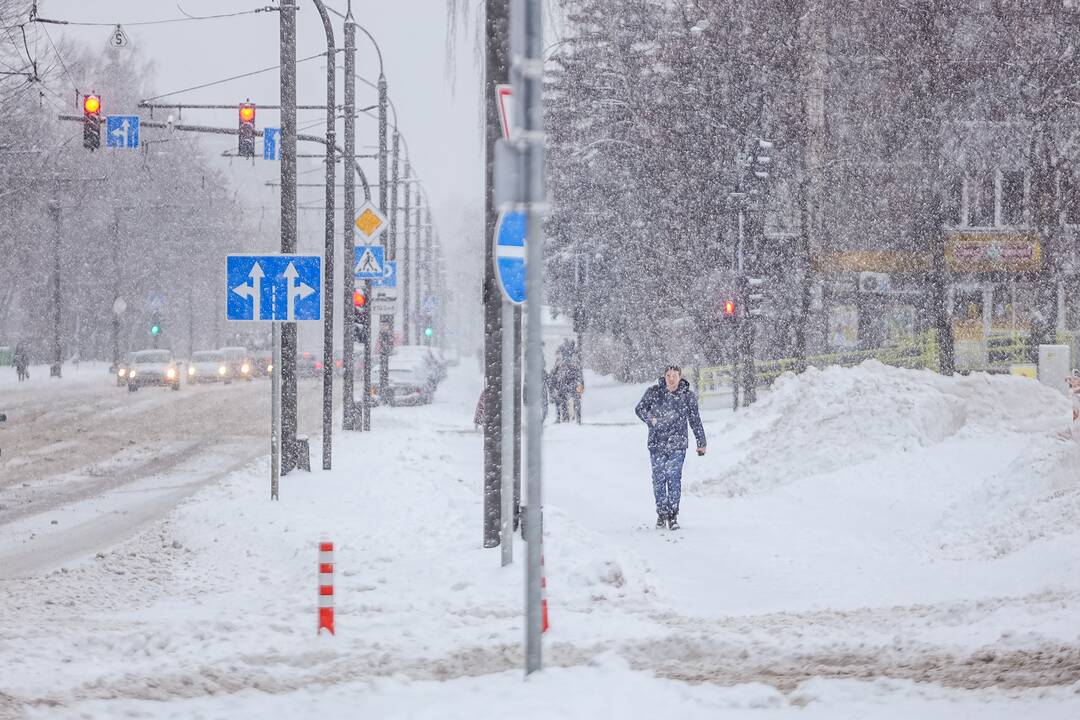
top-left (698, 361), bottom-right (1070, 497)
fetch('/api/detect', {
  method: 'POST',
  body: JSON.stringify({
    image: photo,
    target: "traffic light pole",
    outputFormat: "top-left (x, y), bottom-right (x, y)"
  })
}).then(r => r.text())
top-left (313, 0), bottom-right (336, 469)
top-left (342, 6), bottom-right (358, 431)
top-left (280, 0), bottom-right (300, 473)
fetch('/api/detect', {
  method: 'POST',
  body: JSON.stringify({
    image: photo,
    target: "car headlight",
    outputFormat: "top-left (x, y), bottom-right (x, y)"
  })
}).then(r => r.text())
top-left (129, 370), bottom-right (137, 378)
top-left (118, 368), bottom-right (127, 377)
top-left (166, 368), bottom-right (177, 379)
top-left (241, 363), bottom-right (251, 374)
top-left (218, 366), bottom-right (227, 375)
top-left (267, 364), bottom-right (273, 374)
top-left (188, 366), bottom-right (196, 376)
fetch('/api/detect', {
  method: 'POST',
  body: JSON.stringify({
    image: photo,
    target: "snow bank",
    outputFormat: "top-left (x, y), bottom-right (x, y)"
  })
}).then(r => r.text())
top-left (698, 361), bottom-right (1070, 497)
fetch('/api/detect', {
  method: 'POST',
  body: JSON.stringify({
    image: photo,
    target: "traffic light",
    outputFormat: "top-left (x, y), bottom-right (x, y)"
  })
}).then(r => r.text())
top-left (745, 277), bottom-right (766, 318)
top-left (722, 300), bottom-right (736, 318)
top-left (353, 289), bottom-right (369, 345)
top-left (238, 101), bottom-right (256, 157)
top-left (83, 94), bottom-right (102, 150)
top-left (748, 138), bottom-right (773, 193)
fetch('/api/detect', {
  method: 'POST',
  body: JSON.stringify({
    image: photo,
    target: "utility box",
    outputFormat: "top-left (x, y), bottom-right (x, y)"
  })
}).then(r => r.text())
top-left (1038, 344), bottom-right (1071, 397)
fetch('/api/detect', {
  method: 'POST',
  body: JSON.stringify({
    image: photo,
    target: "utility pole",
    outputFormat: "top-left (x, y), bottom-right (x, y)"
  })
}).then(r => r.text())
top-left (402, 160), bottom-right (412, 344)
top-left (483, 0), bottom-right (510, 550)
top-left (313, 0), bottom-right (336, 469)
top-left (512, 0), bottom-right (547, 676)
top-left (111, 210), bottom-right (121, 370)
top-left (382, 128), bottom-right (400, 399)
top-left (377, 69), bottom-right (392, 396)
top-left (342, 3), bottom-right (358, 431)
top-left (279, 0), bottom-right (299, 472)
top-left (49, 201), bottom-right (62, 378)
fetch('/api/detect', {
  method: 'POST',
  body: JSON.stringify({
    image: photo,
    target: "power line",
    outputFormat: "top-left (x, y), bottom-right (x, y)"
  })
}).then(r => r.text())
top-left (142, 51), bottom-right (333, 103)
top-left (29, 5), bottom-right (275, 28)
top-left (39, 22), bottom-right (76, 93)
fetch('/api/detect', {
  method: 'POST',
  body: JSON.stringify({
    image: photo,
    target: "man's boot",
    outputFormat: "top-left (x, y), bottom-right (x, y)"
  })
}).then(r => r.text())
top-left (668, 513), bottom-right (680, 531)
top-left (656, 512), bottom-right (667, 529)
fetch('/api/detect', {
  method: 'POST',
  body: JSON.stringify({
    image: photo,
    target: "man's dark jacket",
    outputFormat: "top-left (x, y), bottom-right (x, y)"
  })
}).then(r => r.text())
top-left (635, 377), bottom-right (707, 453)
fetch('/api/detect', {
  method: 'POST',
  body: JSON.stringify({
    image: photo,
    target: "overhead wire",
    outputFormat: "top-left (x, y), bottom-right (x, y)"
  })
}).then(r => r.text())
top-left (38, 22), bottom-right (77, 93)
top-left (142, 52), bottom-right (334, 102)
top-left (29, 5), bottom-right (275, 28)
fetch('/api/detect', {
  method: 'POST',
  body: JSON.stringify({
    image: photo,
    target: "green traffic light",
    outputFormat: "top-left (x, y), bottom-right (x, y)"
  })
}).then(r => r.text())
top-left (151, 325), bottom-right (161, 336)
top-left (424, 327), bottom-right (433, 338)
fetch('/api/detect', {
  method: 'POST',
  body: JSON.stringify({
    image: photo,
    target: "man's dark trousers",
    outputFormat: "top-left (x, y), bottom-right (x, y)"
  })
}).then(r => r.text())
top-left (650, 449), bottom-right (686, 517)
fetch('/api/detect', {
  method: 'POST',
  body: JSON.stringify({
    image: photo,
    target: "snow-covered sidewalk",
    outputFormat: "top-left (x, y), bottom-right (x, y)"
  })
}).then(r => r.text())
top-left (3, 361), bottom-right (1080, 718)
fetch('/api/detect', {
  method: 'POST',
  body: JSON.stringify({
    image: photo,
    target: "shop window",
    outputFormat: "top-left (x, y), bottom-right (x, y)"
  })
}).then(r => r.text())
top-left (967, 173), bottom-right (995, 227)
top-left (1001, 170), bottom-right (1025, 226)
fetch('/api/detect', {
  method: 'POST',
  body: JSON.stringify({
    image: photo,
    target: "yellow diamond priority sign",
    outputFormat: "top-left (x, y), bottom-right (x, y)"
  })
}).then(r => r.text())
top-left (354, 202), bottom-right (387, 239)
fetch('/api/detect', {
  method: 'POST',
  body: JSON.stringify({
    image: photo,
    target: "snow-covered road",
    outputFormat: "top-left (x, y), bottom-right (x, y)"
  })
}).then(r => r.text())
top-left (0, 365), bottom-right (331, 578)
top-left (2, 360), bottom-right (1080, 718)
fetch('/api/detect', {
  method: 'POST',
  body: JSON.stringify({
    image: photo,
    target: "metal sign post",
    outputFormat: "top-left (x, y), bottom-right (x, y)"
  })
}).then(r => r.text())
top-left (500, 299), bottom-right (515, 567)
top-left (272, 322), bottom-right (282, 500)
top-left (511, 0), bottom-right (547, 678)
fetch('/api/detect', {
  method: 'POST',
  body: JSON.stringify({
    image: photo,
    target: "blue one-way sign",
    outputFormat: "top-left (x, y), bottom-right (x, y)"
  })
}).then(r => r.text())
top-left (494, 210), bottom-right (526, 304)
top-left (371, 260), bottom-right (397, 288)
top-left (106, 115), bottom-right (140, 149)
top-left (263, 128), bottom-right (281, 160)
top-left (227, 255), bottom-right (322, 321)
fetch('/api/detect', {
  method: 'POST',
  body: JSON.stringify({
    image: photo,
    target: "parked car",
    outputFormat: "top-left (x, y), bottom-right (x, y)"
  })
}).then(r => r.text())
top-left (187, 350), bottom-right (230, 384)
top-left (127, 349), bottom-right (181, 392)
top-left (220, 346), bottom-right (253, 381)
top-left (387, 357), bottom-right (434, 406)
top-left (392, 345), bottom-right (444, 386)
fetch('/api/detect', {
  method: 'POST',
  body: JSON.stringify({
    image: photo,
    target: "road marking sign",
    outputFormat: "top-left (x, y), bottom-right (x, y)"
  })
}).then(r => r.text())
top-left (494, 209), bottom-right (526, 304)
top-left (106, 115), bottom-right (139, 149)
top-left (354, 202), bottom-right (387, 239)
top-left (263, 128), bottom-right (281, 160)
top-left (354, 245), bottom-right (385, 280)
top-left (227, 254), bottom-right (322, 322)
top-left (371, 259), bottom-right (397, 288)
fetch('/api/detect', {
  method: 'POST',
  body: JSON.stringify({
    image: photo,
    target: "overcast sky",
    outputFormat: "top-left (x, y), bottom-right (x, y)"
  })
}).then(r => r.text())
top-left (37, 0), bottom-right (486, 344)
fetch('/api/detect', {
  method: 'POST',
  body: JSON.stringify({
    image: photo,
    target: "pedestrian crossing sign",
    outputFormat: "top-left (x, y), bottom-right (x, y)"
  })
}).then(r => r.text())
top-left (355, 245), bottom-right (385, 280)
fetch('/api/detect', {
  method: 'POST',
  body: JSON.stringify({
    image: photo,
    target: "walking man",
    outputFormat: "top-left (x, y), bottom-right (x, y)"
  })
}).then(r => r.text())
top-left (635, 365), bottom-right (706, 530)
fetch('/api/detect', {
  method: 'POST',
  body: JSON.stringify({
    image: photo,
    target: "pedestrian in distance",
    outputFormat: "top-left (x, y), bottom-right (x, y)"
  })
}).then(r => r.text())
top-left (13, 343), bottom-right (28, 382)
top-left (635, 365), bottom-right (706, 531)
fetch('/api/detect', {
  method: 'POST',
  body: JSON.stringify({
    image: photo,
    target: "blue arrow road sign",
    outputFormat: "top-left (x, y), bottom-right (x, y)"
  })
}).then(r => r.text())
top-left (354, 245), bottom-right (385, 280)
top-left (263, 128), bottom-right (281, 160)
top-left (371, 260), bottom-right (397, 288)
top-left (226, 255), bottom-right (322, 322)
top-left (106, 115), bottom-right (139, 149)
top-left (494, 210), bottom-right (526, 304)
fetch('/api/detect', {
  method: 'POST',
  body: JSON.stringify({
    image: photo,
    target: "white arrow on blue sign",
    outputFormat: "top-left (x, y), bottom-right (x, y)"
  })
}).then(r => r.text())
top-left (354, 245), bottom-right (385, 280)
top-left (263, 128), bottom-right (281, 160)
top-left (226, 254), bottom-right (321, 322)
top-left (494, 209), bottom-right (526, 304)
top-left (106, 115), bottom-right (139, 149)
top-left (371, 259), bottom-right (397, 288)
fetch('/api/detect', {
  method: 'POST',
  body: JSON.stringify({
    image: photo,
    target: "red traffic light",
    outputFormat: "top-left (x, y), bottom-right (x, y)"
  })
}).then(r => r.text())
top-left (239, 103), bottom-right (255, 123)
top-left (723, 300), bottom-right (736, 317)
top-left (353, 290), bottom-right (367, 308)
top-left (83, 94), bottom-right (101, 114)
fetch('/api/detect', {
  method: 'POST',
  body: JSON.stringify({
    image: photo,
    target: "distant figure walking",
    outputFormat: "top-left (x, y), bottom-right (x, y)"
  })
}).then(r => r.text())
top-left (552, 340), bottom-right (584, 424)
top-left (634, 365), bottom-right (706, 531)
top-left (13, 343), bottom-right (28, 382)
